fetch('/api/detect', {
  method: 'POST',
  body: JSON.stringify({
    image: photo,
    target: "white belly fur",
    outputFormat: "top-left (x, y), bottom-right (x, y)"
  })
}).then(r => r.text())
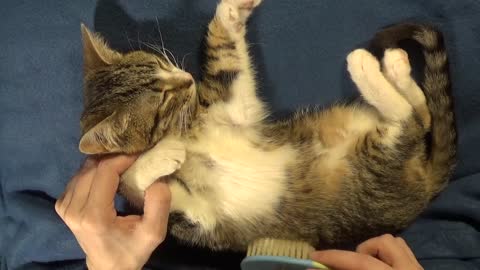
top-left (174, 122), bottom-right (296, 231)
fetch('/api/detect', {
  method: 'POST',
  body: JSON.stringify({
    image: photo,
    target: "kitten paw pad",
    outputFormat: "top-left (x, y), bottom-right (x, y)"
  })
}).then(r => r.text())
top-left (224, 0), bottom-right (262, 10)
top-left (218, 0), bottom-right (262, 32)
top-left (382, 49), bottom-right (411, 83)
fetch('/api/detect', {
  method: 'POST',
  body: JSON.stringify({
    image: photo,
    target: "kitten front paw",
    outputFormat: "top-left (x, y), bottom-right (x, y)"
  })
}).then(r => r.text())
top-left (217, 0), bottom-right (262, 34)
top-left (226, 0), bottom-right (263, 9)
top-left (382, 49), bottom-right (412, 89)
top-left (119, 137), bottom-right (186, 206)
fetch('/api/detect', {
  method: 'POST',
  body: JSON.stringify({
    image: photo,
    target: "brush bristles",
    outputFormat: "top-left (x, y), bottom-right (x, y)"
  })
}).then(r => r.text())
top-left (246, 238), bottom-right (315, 259)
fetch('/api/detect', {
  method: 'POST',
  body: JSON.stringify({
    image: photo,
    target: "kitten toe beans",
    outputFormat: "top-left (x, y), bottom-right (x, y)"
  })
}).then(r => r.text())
top-left (346, 49), bottom-right (381, 98)
top-left (217, 0), bottom-right (262, 34)
top-left (223, 0), bottom-right (262, 11)
top-left (382, 49), bottom-right (412, 89)
top-left (347, 49), bottom-right (412, 121)
top-left (347, 49), bottom-right (381, 82)
top-left (382, 49), bottom-right (430, 128)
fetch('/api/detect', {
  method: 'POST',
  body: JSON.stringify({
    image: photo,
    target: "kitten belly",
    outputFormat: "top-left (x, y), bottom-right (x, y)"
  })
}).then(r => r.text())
top-left (174, 125), bottom-right (296, 230)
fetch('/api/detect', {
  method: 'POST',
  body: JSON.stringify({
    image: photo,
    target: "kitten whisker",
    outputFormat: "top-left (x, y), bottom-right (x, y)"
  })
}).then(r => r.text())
top-left (155, 17), bottom-right (167, 55)
top-left (180, 109), bottom-right (184, 133)
top-left (154, 17), bottom-right (180, 69)
top-left (137, 31), bottom-right (142, 50)
top-left (125, 32), bottom-right (134, 51)
top-left (139, 41), bottom-right (163, 54)
top-left (145, 40), bottom-right (179, 69)
top-left (182, 108), bottom-right (185, 133)
top-left (161, 45), bottom-right (180, 68)
top-left (139, 41), bottom-right (176, 68)
top-left (181, 53), bottom-right (191, 70)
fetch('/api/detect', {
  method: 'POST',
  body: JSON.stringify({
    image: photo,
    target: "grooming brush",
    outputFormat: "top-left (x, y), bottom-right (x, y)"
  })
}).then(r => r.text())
top-left (241, 238), bottom-right (330, 270)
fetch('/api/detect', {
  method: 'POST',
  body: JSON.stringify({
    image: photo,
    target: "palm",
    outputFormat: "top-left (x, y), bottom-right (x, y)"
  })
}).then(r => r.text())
top-left (55, 156), bottom-right (171, 270)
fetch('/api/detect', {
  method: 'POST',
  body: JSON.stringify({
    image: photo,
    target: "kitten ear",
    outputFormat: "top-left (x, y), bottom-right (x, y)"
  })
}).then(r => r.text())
top-left (81, 23), bottom-right (122, 72)
top-left (79, 112), bottom-right (127, 154)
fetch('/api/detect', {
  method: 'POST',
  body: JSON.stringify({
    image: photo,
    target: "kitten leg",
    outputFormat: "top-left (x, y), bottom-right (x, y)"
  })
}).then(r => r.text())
top-left (119, 137), bottom-right (186, 207)
top-left (169, 181), bottom-right (217, 231)
top-left (121, 141), bottom-right (217, 230)
top-left (382, 49), bottom-right (431, 129)
top-left (199, 0), bottom-right (266, 126)
top-left (347, 49), bottom-right (413, 122)
top-left (346, 50), bottom-right (427, 195)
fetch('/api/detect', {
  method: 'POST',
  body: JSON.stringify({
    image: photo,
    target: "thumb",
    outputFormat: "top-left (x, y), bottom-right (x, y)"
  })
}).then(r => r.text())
top-left (310, 250), bottom-right (390, 270)
top-left (141, 180), bottom-right (171, 239)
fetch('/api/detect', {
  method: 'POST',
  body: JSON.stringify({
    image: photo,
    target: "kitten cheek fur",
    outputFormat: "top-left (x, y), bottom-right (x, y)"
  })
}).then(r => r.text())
top-left (78, 24), bottom-right (197, 155)
top-left (79, 0), bottom-right (456, 252)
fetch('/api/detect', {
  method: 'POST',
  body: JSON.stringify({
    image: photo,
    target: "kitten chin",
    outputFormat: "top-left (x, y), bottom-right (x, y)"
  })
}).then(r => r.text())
top-left (79, 0), bottom-right (456, 252)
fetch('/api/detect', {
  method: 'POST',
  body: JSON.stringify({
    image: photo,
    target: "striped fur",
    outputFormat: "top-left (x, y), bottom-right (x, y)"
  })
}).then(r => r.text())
top-left (79, 1), bottom-right (456, 251)
top-left (371, 23), bottom-right (457, 194)
top-left (79, 25), bottom-right (196, 154)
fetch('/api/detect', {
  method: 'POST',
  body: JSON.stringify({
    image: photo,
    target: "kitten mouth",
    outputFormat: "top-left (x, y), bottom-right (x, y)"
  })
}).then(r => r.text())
top-left (171, 89), bottom-right (196, 135)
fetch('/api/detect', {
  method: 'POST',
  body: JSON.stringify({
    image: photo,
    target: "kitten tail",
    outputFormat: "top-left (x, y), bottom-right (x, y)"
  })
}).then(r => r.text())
top-left (371, 23), bottom-right (457, 195)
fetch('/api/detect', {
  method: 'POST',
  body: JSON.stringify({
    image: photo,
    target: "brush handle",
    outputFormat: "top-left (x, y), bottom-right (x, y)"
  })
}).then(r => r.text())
top-left (241, 256), bottom-right (329, 270)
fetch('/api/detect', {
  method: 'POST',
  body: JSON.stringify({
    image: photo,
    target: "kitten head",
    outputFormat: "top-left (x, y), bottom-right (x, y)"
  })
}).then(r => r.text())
top-left (79, 24), bottom-right (196, 155)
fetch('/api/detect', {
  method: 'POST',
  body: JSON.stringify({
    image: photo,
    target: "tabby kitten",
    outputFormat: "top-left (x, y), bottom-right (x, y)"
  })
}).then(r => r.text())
top-left (79, 0), bottom-right (456, 251)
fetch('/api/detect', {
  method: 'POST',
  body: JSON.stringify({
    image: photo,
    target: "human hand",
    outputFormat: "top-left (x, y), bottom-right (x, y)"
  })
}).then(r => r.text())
top-left (55, 155), bottom-right (171, 270)
top-left (311, 234), bottom-right (423, 270)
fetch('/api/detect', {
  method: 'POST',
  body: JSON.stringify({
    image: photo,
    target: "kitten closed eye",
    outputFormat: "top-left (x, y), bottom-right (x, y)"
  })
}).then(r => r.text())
top-left (79, 2), bottom-right (455, 252)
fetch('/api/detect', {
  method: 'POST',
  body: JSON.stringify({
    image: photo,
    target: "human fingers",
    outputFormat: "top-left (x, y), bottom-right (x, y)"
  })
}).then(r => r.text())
top-left (310, 249), bottom-right (391, 270)
top-left (55, 179), bottom-right (77, 219)
top-left (86, 155), bottom-right (137, 208)
top-left (140, 180), bottom-right (171, 246)
top-left (55, 158), bottom-right (98, 218)
top-left (356, 234), bottom-right (412, 269)
top-left (67, 159), bottom-right (99, 215)
top-left (115, 215), bottom-right (142, 232)
top-left (395, 237), bottom-right (423, 269)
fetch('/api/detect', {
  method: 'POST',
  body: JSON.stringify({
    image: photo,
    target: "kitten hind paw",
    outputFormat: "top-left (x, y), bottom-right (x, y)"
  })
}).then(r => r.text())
top-left (347, 49), bottom-right (381, 83)
top-left (382, 49), bottom-right (412, 89)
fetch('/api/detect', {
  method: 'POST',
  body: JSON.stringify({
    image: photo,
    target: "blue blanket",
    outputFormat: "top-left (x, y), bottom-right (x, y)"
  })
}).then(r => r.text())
top-left (1, 0), bottom-right (480, 269)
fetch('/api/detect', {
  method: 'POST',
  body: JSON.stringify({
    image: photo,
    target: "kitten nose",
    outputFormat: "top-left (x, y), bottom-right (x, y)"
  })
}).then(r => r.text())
top-left (158, 70), bottom-right (194, 90)
top-left (185, 79), bottom-right (193, 88)
top-left (171, 71), bottom-right (194, 88)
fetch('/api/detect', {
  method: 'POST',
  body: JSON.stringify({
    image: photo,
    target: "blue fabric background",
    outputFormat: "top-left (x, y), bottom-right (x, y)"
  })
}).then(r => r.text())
top-left (1, 0), bottom-right (479, 269)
